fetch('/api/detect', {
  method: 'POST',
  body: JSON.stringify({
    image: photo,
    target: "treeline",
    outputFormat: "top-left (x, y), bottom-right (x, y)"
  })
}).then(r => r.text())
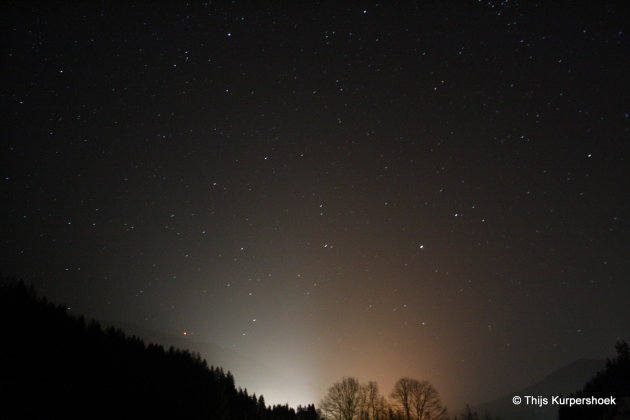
top-left (318, 343), bottom-right (630, 420)
top-left (0, 278), bottom-right (493, 420)
top-left (0, 279), bottom-right (317, 420)
top-left (4, 278), bottom-right (625, 420)
top-left (558, 340), bottom-right (630, 420)
top-left (318, 376), bottom-right (496, 420)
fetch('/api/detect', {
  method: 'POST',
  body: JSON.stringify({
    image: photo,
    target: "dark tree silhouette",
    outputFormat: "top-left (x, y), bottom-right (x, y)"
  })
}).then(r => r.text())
top-left (558, 340), bottom-right (630, 420)
top-left (361, 380), bottom-right (389, 420)
top-left (297, 404), bottom-right (320, 420)
top-left (451, 405), bottom-right (500, 420)
top-left (390, 378), bottom-right (446, 420)
top-left (320, 377), bottom-right (363, 420)
top-left (391, 378), bottom-right (415, 420)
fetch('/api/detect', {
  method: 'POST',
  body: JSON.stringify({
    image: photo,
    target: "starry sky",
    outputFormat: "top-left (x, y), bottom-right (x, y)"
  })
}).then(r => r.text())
top-left (2, 0), bottom-right (629, 410)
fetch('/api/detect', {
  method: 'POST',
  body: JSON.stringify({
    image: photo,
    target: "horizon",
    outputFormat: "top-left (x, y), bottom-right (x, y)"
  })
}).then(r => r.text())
top-left (97, 316), bottom-right (610, 411)
top-left (0, 280), bottom-right (614, 412)
top-left (11, 282), bottom-right (617, 411)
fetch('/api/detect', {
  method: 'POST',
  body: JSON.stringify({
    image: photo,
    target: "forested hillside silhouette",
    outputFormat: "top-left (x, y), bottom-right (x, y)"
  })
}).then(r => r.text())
top-left (10, 277), bottom-right (626, 420)
top-left (558, 340), bottom-right (630, 420)
top-left (0, 278), bottom-right (318, 420)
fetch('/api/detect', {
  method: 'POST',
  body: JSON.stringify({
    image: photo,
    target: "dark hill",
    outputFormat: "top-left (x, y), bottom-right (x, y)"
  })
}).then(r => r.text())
top-left (0, 279), bottom-right (318, 420)
top-left (471, 359), bottom-right (606, 420)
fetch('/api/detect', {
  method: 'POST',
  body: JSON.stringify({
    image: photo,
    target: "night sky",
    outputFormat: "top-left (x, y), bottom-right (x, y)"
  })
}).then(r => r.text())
top-left (2, 0), bottom-right (629, 410)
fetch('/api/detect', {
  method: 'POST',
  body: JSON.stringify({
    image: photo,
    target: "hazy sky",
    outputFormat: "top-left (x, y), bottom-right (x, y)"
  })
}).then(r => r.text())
top-left (3, 0), bottom-right (629, 409)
